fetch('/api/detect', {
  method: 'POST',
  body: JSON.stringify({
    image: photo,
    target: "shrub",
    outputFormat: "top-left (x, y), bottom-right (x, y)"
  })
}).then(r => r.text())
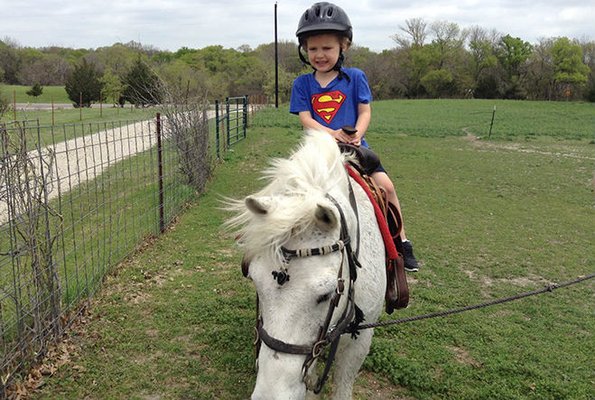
top-left (64, 59), bottom-right (103, 107)
top-left (26, 83), bottom-right (43, 98)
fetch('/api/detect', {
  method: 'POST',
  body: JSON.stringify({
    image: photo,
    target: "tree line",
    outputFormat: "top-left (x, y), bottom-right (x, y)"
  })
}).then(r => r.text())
top-left (1, 19), bottom-right (594, 105)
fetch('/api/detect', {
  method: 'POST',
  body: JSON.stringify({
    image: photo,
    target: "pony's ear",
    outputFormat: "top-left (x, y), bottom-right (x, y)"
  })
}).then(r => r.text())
top-left (314, 204), bottom-right (338, 231)
top-left (245, 196), bottom-right (273, 215)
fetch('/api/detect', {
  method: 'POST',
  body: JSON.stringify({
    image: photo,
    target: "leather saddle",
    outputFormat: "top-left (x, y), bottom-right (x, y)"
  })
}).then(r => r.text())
top-left (340, 145), bottom-right (409, 313)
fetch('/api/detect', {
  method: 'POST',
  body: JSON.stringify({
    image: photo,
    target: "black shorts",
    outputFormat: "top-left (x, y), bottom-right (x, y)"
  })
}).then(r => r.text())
top-left (338, 144), bottom-right (386, 175)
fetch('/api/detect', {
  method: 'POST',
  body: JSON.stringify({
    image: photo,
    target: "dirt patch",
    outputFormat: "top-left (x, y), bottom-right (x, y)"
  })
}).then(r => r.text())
top-left (447, 345), bottom-right (483, 368)
top-left (462, 128), bottom-right (480, 142)
top-left (353, 371), bottom-right (413, 399)
top-left (463, 269), bottom-right (547, 289)
top-left (461, 134), bottom-right (595, 161)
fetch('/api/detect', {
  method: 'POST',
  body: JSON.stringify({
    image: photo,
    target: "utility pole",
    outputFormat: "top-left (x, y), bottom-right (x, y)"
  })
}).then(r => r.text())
top-left (274, 2), bottom-right (279, 108)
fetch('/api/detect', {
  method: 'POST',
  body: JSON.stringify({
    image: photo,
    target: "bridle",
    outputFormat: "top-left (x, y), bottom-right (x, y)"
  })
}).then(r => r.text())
top-left (253, 192), bottom-right (362, 394)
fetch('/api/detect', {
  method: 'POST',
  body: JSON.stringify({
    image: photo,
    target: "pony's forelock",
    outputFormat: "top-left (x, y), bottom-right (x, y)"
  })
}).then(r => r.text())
top-left (225, 131), bottom-right (349, 261)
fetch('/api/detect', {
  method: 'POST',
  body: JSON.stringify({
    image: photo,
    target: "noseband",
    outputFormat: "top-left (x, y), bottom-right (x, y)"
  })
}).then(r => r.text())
top-left (254, 194), bottom-right (363, 394)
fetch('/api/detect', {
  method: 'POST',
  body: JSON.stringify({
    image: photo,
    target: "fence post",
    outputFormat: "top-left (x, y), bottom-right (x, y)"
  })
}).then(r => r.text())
top-left (225, 97), bottom-right (230, 148)
top-left (243, 95), bottom-right (248, 139)
top-left (156, 113), bottom-right (165, 233)
top-left (488, 105), bottom-right (496, 139)
top-left (215, 100), bottom-right (220, 160)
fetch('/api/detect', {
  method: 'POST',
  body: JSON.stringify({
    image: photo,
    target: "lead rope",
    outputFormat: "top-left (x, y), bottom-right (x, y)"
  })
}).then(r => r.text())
top-left (347, 272), bottom-right (595, 332)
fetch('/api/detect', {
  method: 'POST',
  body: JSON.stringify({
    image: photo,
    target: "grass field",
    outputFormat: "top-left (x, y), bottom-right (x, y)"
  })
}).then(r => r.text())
top-left (1, 85), bottom-right (157, 132)
top-left (1, 103), bottom-right (155, 129)
top-left (1, 105), bottom-right (155, 126)
top-left (1, 84), bottom-right (71, 104)
top-left (26, 99), bottom-right (595, 399)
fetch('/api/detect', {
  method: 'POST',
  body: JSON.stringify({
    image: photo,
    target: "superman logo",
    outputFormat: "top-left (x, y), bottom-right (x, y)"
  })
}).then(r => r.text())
top-left (311, 90), bottom-right (346, 124)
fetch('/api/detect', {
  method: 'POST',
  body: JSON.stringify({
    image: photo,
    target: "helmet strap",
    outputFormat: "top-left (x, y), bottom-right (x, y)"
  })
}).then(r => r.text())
top-left (298, 44), bottom-right (311, 67)
top-left (332, 51), bottom-right (345, 72)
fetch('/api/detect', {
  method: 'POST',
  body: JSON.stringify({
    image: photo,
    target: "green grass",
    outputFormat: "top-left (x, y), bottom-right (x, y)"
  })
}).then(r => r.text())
top-left (1, 84), bottom-right (157, 132)
top-left (0, 141), bottom-right (196, 342)
top-left (372, 99), bottom-right (595, 141)
top-left (1, 84), bottom-right (70, 104)
top-left (28, 100), bottom-right (594, 399)
top-left (1, 106), bottom-right (155, 127)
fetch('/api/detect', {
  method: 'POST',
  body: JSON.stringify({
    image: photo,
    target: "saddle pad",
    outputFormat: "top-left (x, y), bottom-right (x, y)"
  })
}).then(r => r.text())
top-left (346, 165), bottom-right (398, 260)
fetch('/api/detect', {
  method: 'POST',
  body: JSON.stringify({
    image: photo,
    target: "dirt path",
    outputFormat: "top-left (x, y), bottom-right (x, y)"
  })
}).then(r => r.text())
top-left (1, 119), bottom-right (157, 225)
top-left (0, 106), bottom-right (253, 225)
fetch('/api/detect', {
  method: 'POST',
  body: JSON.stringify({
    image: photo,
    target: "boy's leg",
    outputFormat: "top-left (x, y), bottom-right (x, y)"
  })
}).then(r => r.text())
top-left (371, 171), bottom-right (420, 272)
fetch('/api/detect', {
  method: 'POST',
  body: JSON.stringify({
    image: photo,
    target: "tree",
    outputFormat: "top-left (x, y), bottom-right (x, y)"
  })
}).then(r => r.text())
top-left (157, 60), bottom-right (210, 103)
top-left (94, 43), bottom-right (138, 77)
top-left (20, 54), bottom-right (71, 85)
top-left (64, 59), bottom-right (103, 107)
top-left (399, 45), bottom-right (434, 97)
top-left (0, 87), bottom-right (9, 118)
top-left (551, 37), bottom-right (590, 99)
top-left (122, 57), bottom-right (163, 106)
top-left (255, 41), bottom-right (304, 75)
top-left (26, 83), bottom-right (43, 98)
top-left (580, 39), bottom-right (595, 101)
top-left (420, 23), bottom-right (467, 97)
top-left (465, 26), bottom-right (499, 97)
top-left (421, 69), bottom-right (454, 97)
top-left (391, 18), bottom-right (428, 49)
top-left (100, 68), bottom-right (126, 106)
top-left (525, 38), bottom-right (556, 100)
top-left (497, 35), bottom-right (533, 99)
top-left (0, 38), bottom-right (22, 84)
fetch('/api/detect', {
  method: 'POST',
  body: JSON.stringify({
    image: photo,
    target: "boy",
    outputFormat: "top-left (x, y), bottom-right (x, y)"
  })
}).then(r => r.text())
top-left (289, 2), bottom-right (419, 271)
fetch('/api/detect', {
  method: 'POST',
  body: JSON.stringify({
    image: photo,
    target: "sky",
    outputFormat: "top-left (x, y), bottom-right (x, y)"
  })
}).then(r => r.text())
top-left (1, 0), bottom-right (593, 52)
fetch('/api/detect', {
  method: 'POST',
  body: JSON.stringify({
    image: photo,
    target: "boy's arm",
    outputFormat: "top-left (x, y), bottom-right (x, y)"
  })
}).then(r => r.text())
top-left (298, 111), bottom-right (346, 141)
top-left (352, 103), bottom-right (371, 146)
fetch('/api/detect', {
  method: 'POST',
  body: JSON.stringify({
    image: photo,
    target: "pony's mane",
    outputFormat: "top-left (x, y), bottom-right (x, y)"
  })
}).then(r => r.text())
top-left (225, 130), bottom-right (351, 261)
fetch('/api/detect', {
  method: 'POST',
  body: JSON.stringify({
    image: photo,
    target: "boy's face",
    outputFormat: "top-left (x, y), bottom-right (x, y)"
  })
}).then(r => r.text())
top-left (305, 34), bottom-right (344, 73)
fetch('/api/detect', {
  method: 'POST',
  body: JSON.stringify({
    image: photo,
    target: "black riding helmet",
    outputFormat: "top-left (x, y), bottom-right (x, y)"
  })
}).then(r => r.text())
top-left (296, 2), bottom-right (353, 77)
top-left (296, 2), bottom-right (353, 44)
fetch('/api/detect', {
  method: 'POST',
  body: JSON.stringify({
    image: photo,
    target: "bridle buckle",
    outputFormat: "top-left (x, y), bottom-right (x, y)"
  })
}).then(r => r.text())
top-left (336, 278), bottom-right (345, 295)
top-left (312, 340), bottom-right (327, 358)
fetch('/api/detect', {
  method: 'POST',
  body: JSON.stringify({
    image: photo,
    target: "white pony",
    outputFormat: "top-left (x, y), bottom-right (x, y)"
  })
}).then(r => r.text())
top-left (226, 131), bottom-right (385, 400)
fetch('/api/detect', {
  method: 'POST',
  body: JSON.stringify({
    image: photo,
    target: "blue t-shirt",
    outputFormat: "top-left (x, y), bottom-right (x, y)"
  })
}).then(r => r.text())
top-left (290, 67), bottom-right (372, 147)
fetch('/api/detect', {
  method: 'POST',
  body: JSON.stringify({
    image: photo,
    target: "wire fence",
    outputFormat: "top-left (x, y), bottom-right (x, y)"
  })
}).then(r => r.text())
top-left (0, 97), bottom-right (252, 393)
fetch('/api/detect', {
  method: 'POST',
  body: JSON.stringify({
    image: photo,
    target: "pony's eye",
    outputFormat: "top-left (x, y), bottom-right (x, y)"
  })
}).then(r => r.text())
top-left (316, 292), bottom-right (332, 304)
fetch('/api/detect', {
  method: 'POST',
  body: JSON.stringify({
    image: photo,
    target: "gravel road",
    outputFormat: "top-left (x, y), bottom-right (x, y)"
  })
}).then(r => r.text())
top-left (1, 119), bottom-right (156, 225)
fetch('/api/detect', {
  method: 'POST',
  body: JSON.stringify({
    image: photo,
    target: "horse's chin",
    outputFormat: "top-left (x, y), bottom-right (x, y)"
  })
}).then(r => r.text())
top-left (251, 352), bottom-right (308, 400)
top-left (251, 380), bottom-right (307, 400)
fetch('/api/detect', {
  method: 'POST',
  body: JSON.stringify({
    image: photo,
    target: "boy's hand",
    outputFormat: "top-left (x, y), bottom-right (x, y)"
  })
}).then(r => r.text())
top-left (331, 128), bottom-right (351, 144)
top-left (341, 126), bottom-right (361, 146)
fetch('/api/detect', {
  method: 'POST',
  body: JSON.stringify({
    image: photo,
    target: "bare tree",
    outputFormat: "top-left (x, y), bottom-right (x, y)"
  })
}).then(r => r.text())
top-left (19, 54), bottom-right (71, 86)
top-left (391, 18), bottom-right (428, 49)
top-left (465, 26), bottom-right (500, 48)
top-left (159, 81), bottom-right (212, 194)
top-left (0, 122), bottom-right (63, 362)
top-left (430, 20), bottom-right (467, 48)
